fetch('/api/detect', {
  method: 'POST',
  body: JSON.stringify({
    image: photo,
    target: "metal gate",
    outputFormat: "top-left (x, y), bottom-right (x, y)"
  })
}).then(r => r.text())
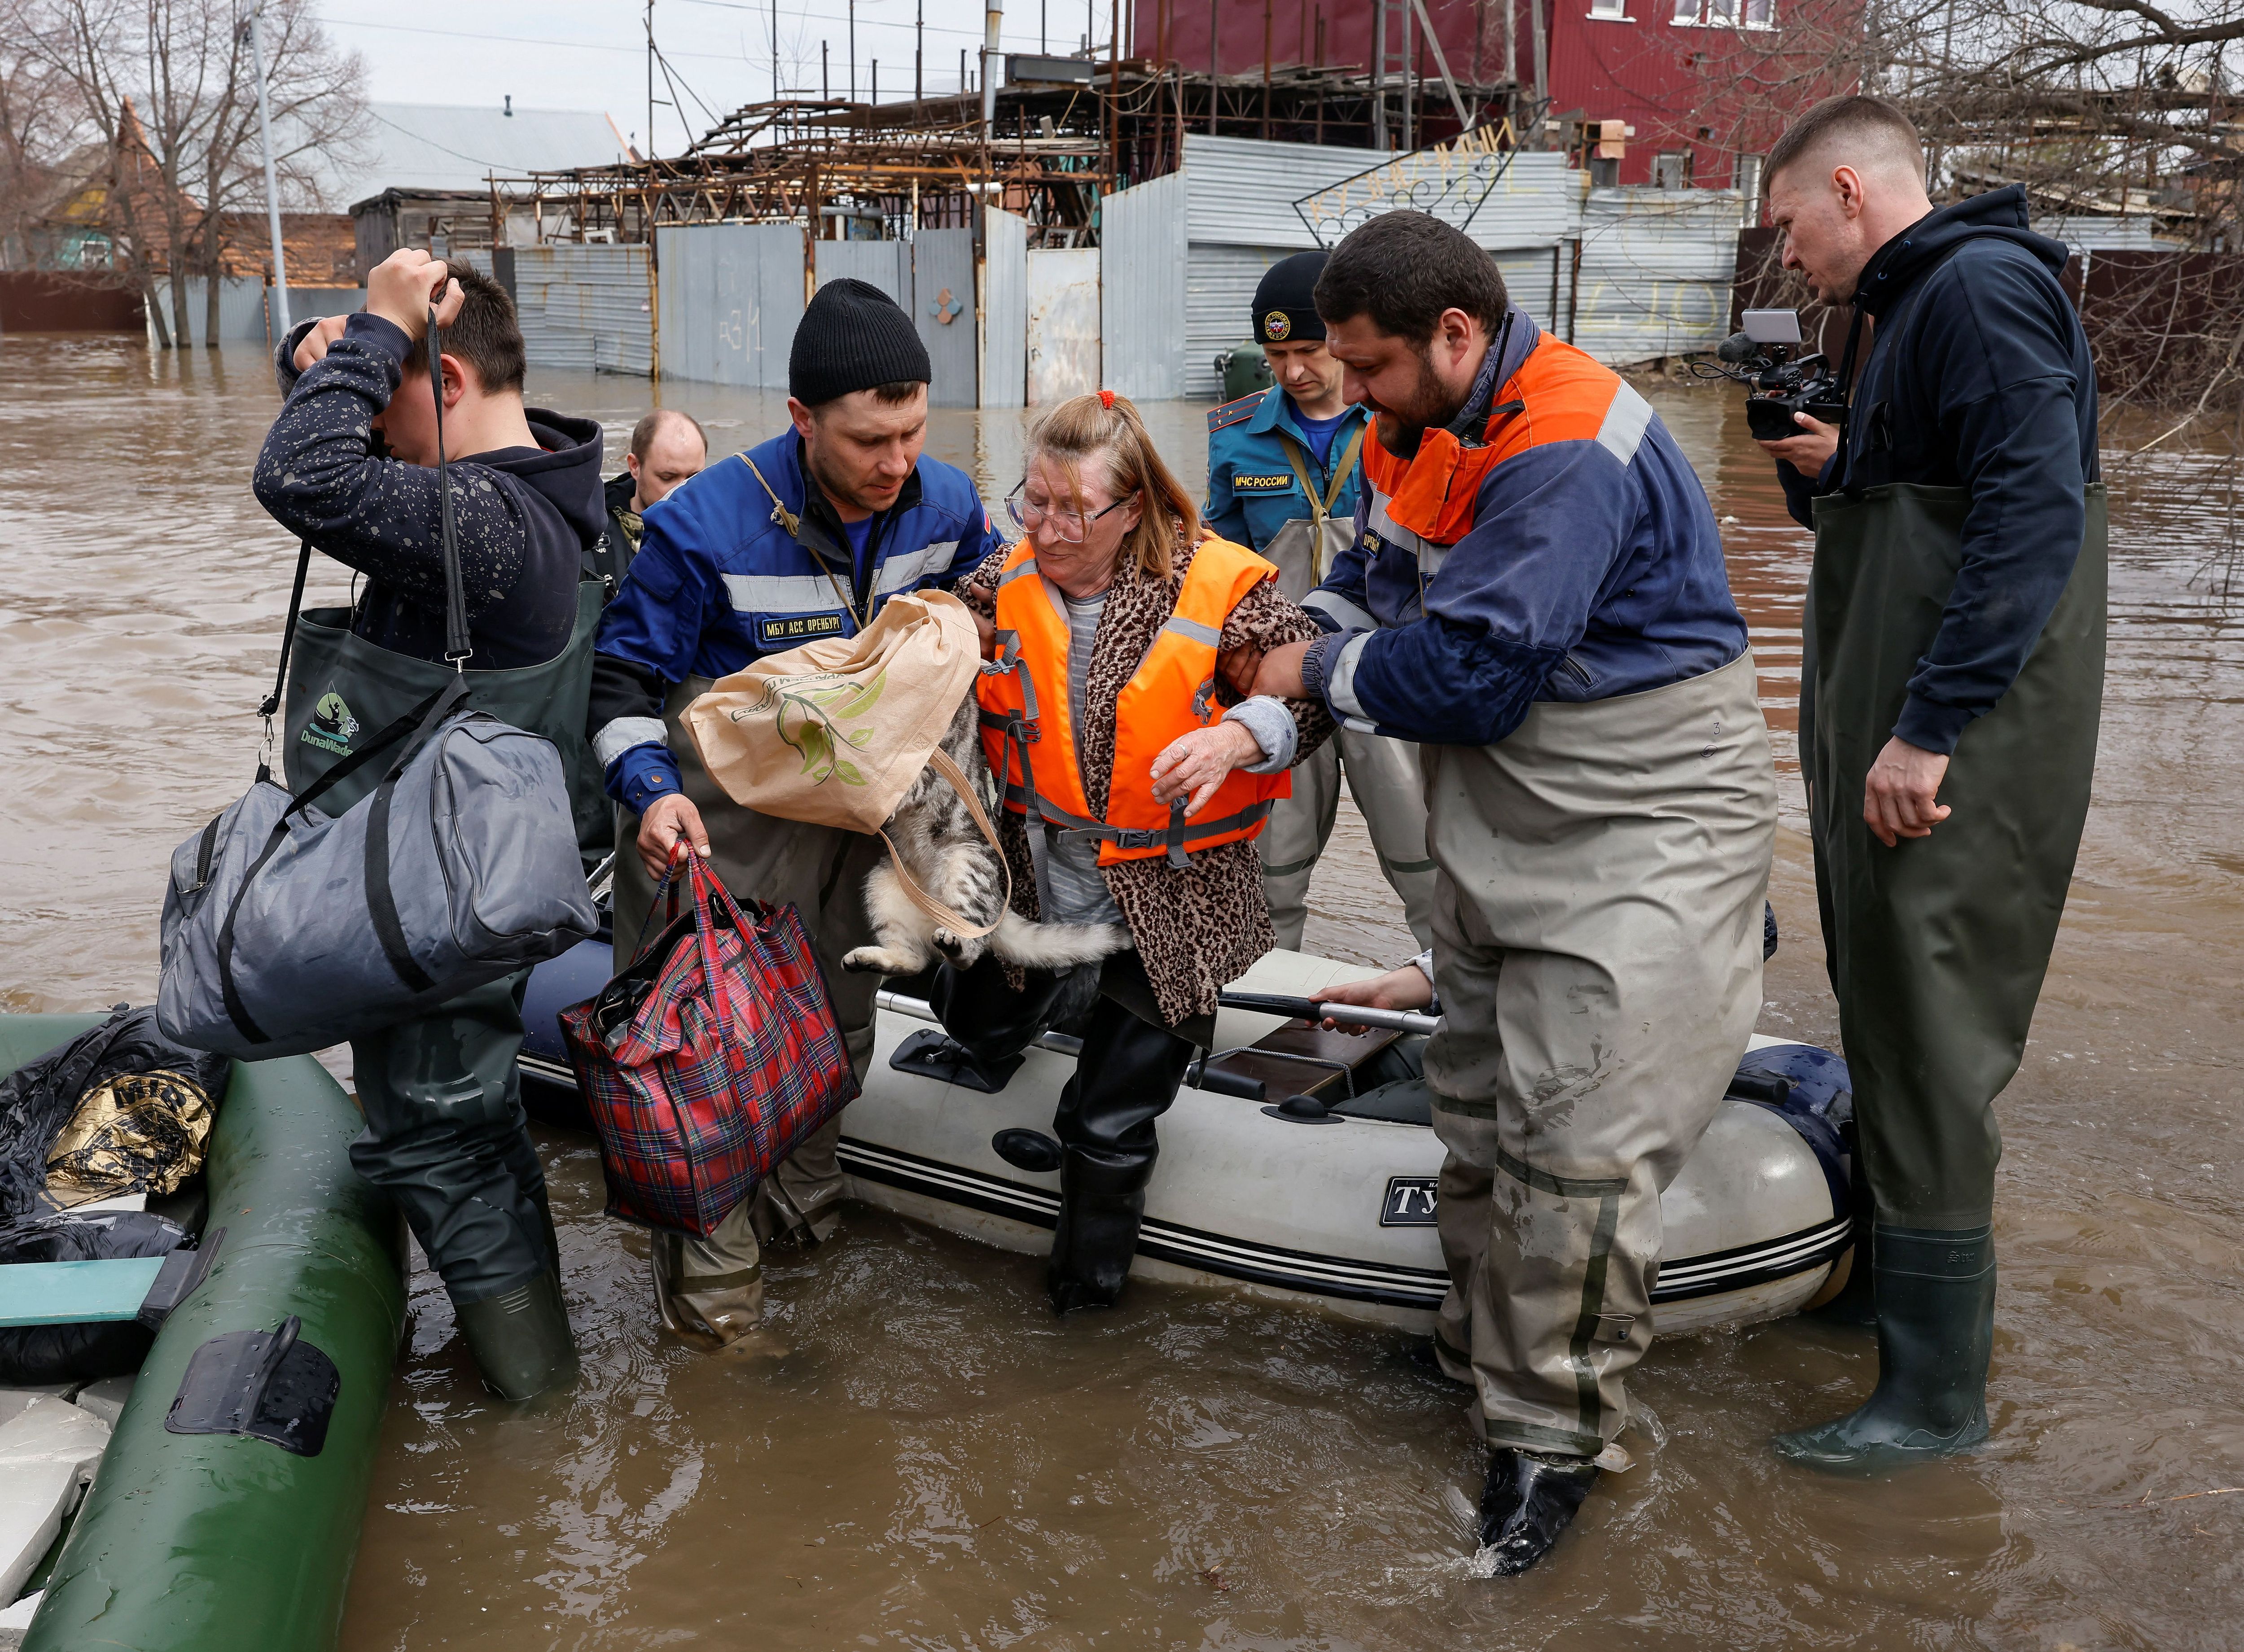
top-left (1026, 247), bottom-right (1100, 406)
top-left (1100, 172), bottom-right (1187, 402)
top-left (910, 228), bottom-right (977, 409)
top-left (657, 223), bottom-right (806, 388)
top-left (981, 208), bottom-right (1029, 410)
top-left (813, 239), bottom-right (909, 302)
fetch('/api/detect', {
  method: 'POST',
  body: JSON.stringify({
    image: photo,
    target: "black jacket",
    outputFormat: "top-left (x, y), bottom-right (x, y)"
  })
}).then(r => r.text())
top-left (597, 470), bottom-right (642, 593)
top-left (1780, 185), bottom-right (2099, 754)
top-left (256, 313), bottom-right (604, 669)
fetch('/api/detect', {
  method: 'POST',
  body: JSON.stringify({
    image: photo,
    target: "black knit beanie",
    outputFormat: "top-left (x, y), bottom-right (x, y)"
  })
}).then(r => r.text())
top-left (1252, 250), bottom-right (1329, 345)
top-left (790, 277), bottom-right (932, 405)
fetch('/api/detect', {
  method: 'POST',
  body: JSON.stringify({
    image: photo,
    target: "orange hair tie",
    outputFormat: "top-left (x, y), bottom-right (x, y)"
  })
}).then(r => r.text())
top-left (1097, 389), bottom-right (1116, 410)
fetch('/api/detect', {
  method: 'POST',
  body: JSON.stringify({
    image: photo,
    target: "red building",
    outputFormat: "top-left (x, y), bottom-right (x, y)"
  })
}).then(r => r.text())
top-left (1134, 0), bottom-right (1854, 188)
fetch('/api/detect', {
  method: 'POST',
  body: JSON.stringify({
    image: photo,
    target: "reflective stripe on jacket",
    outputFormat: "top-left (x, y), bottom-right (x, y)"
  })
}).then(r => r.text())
top-left (1303, 307), bottom-right (1746, 749)
top-left (976, 536), bottom-right (1291, 867)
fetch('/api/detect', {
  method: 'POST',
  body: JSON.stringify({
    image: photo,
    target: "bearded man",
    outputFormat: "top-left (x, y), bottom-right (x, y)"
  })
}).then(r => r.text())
top-left (1254, 211), bottom-right (1778, 1573)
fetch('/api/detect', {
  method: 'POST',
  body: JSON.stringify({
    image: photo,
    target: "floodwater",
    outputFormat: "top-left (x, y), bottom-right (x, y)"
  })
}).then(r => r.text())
top-left (2, 331), bottom-right (2241, 1649)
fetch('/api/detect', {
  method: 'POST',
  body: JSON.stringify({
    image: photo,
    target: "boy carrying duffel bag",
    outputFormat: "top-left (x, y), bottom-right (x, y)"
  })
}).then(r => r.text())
top-left (159, 253), bottom-right (607, 1402)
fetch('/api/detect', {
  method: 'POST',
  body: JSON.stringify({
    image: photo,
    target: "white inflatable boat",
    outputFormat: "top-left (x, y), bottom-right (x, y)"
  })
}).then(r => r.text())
top-left (520, 945), bottom-right (1856, 1338)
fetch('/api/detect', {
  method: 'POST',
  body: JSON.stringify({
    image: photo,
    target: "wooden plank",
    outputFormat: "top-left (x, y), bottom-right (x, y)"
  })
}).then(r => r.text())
top-left (0, 1258), bottom-right (164, 1327)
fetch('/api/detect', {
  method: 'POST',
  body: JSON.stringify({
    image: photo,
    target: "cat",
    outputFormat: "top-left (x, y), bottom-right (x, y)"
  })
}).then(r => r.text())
top-left (840, 696), bottom-right (1131, 977)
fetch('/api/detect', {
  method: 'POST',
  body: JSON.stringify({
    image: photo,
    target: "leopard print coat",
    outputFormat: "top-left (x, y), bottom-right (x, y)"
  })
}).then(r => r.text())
top-left (958, 533), bottom-right (1334, 1027)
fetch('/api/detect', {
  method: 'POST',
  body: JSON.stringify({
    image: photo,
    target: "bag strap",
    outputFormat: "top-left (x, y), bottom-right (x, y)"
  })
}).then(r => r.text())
top-left (255, 538), bottom-right (316, 778)
top-left (874, 747), bottom-right (1013, 941)
top-left (427, 305), bottom-right (472, 667)
top-left (1275, 424), bottom-right (1366, 583)
top-left (283, 676), bottom-right (470, 825)
top-left (257, 304), bottom-right (472, 779)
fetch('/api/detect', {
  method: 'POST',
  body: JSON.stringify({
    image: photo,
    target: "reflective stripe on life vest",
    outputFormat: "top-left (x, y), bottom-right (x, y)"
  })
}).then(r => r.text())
top-left (975, 536), bottom-right (1291, 868)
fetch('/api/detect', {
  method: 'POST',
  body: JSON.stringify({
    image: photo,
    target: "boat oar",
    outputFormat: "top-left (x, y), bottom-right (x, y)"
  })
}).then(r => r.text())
top-left (1215, 992), bottom-right (1441, 1037)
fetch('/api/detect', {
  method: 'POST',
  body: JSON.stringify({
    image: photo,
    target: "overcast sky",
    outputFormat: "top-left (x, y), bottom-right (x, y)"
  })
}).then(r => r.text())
top-left (316, 0), bottom-right (1123, 157)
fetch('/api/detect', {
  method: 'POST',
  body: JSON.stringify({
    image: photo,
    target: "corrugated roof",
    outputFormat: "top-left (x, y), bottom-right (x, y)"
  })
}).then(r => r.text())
top-left (315, 103), bottom-right (627, 210)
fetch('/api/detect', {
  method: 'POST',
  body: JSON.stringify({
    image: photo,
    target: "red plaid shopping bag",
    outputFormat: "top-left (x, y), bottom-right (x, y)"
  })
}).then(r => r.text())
top-left (559, 849), bottom-right (859, 1236)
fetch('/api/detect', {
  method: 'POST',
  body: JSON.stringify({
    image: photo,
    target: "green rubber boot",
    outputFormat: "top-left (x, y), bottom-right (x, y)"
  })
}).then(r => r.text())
top-left (456, 1268), bottom-right (579, 1402)
top-left (1773, 1223), bottom-right (1994, 1472)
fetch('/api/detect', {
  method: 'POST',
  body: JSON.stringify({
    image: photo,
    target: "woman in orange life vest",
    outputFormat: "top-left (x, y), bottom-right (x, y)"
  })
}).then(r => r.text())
top-left (938, 389), bottom-right (1335, 1314)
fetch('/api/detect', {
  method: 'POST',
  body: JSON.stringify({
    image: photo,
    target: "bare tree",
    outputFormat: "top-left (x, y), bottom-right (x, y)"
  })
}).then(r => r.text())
top-left (2, 0), bottom-right (366, 344)
top-left (0, 43), bottom-right (82, 266)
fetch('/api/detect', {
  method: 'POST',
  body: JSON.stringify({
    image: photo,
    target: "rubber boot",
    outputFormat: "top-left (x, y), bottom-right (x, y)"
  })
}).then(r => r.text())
top-left (1772, 1222), bottom-right (1994, 1472)
top-left (1048, 1149), bottom-right (1149, 1314)
top-left (456, 1268), bottom-right (579, 1402)
top-left (1805, 1128), bottom-right (1877, 1329)
top-left (1476, 1449), bottom-right (1600, 1574)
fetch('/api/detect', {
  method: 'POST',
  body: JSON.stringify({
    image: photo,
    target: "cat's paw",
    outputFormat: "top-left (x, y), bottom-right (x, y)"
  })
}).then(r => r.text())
top-left (842, 945), bottom-right (917, 975)
top-left (931, 928), bottom-right (985, 966)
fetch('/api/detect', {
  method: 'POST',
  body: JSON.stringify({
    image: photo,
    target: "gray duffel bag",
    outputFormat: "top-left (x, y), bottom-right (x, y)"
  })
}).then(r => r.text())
top-left (158, 677), bottom-right (598, 1060)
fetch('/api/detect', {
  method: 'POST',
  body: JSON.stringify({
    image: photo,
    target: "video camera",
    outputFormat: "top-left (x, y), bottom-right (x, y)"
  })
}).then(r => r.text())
top-left (1697, 310), bottom-right (1847, 443)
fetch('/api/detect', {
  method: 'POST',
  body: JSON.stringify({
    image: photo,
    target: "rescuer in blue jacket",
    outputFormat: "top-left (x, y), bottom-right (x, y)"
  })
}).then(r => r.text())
top-left (1203, 251), bottom-right (1434, 951)
top-left (586, 278), bottom-right (1005, 1350)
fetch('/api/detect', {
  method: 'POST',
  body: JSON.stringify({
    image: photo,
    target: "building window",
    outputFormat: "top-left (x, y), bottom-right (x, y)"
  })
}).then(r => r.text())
top-left (1589, 0), bottom-right (1633, 19)
top-left (1674, 0), bottom-right (1775, 24)
top-left (1652, 152), bottom-right (1692, 188)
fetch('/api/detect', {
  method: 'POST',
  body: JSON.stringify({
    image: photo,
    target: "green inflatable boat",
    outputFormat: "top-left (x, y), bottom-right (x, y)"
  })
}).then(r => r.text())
top-left (0, 1014), bottom-right (405, 1652)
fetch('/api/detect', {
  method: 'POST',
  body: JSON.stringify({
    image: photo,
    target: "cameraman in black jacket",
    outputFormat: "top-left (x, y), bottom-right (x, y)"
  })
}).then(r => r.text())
top-left (1756, 96), bottom-right (2104, 1473)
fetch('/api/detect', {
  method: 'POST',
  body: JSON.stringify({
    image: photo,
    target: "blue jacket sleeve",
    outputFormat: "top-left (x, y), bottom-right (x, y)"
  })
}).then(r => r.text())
top-left (1894, 261), bottom-right (2089, 753)
top-left (1302, 441), bottom-right (1633, 745)
top-left (944, 501), bottom-right (1007, 582)
top-left (590, 502), bottom-right (717, 809)
top-left (1203, 451), bottom-right (1250, 549)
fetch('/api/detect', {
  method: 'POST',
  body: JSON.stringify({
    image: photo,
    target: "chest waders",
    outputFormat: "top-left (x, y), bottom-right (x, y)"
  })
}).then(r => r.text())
top-left (265, 312), bottom-right (596, 1401)
top-left (1253, 423), bottom-right (1438, 951)
top-left (604, 462), bottom-right (900, 1346)
top-left (1775, 480), bottom-right (2107, 1473)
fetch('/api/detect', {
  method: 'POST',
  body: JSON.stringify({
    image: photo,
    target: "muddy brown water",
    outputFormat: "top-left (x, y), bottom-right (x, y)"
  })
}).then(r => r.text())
top-left (2, 333), bottom-right (2240, 1649)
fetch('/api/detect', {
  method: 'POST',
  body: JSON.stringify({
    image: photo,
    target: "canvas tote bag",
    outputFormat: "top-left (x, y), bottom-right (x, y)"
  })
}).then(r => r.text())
top-left (679, 587), bottom-right (1008, 936)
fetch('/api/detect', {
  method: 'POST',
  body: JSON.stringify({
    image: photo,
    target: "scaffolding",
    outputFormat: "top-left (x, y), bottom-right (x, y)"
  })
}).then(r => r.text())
top-left (484, 61), bottom-right (1533, 253)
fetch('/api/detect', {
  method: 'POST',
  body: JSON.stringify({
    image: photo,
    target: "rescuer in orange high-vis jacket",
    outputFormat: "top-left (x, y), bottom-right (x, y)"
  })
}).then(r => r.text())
top-left (977, 534), bottom-right (1293, 869)
top-left (936, 390), bottom-right (1332, 1316)
top-left (1254, 213), bottom-right (1777, 1578)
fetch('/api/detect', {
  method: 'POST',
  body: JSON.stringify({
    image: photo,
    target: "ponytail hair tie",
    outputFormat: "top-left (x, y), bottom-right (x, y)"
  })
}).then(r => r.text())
top-left (1097, 389), bottom-right (1116, 410)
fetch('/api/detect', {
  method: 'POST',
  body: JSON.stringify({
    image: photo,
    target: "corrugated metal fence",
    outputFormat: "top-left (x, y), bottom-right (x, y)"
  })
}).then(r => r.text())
top-left (513, 245), bottom-right (653, 376)
top-left (1569, 188), bottom-right (1746, 365)
top-left (1102, 171), bottom-right (1188, 402)
top-left (1177, 136), bottom-right (1593, 394)
top-left (653, 224), bottom-right (804, 389)
top-left (149, 279), bottom-right (363, 348)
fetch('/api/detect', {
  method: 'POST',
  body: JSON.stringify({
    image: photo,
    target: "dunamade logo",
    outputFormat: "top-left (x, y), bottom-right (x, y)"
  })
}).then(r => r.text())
top-left (299, 691), bottom-right (360, 755)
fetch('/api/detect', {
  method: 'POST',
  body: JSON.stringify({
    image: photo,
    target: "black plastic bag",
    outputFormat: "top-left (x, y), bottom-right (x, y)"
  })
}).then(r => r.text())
top-left (0, 1210), bottom-right (191, 1383)
top-left (0, 1006), bottom-right (231, 1224)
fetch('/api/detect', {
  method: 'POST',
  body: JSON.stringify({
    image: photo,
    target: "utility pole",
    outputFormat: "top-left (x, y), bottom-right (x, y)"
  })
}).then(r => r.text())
top-left (645, 0), bottom-right (655, 158)
top-left (916, 0), bottom-right (924, 102)
top-left (245, 0), bottom-right (289, 332)
top-left (981, 0), bottom-right (1004, 142)
top-left (1208, 0), bottom-right (1220, 135)
top-left (850, 0), bottom-right (857, 102)
top-left (1372, 0), bottom-right (1387, 149)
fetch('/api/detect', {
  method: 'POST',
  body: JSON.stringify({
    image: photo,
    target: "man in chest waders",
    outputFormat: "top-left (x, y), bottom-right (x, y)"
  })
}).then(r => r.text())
top-left (1256, 212), bottom-right (1778, 1573)
top-left (588, 279), bottom-right (1006, 1351)
top-left (1756, 98), bottom-right (2104, 1470)
top-left (255, 251), bottom-right (614, 1400)
top-left (1204, 251), bottom-right (1436, 950)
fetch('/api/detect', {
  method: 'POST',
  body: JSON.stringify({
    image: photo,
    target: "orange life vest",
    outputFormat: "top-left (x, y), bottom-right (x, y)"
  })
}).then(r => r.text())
top-left (976, 536), bottom-right (1291, 868)
top-left (1362, 332), bottom-right (1632, 547)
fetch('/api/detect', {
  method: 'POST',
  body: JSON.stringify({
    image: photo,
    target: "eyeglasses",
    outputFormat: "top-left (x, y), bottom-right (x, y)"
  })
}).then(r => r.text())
top-left (1005, 481), bottom-right (1127, 544)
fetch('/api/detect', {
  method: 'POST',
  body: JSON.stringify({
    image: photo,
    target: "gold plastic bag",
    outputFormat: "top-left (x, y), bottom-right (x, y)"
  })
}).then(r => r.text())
top-left (45, 1069), bottom-right (216, 1207)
